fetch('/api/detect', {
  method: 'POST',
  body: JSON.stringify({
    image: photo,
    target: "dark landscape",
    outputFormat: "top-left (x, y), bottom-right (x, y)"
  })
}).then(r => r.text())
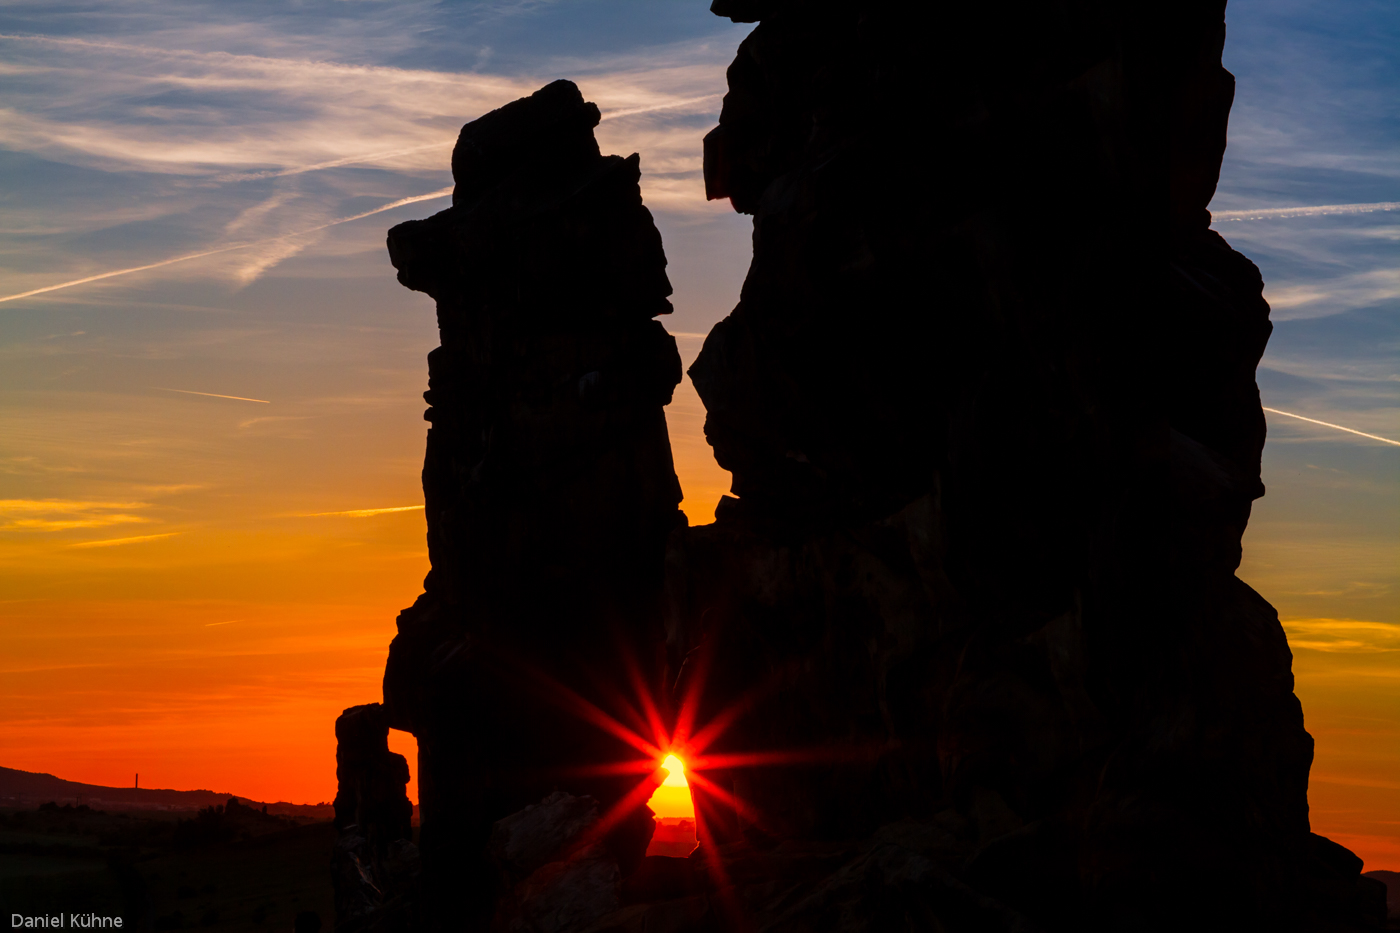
top-left (0, 766), bottom-right (335, 818)
top-left (0, 769), bottom-right (339, 932)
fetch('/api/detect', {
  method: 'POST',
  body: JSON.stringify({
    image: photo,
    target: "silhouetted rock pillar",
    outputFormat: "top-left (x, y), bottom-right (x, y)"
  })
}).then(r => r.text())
top-left (332, 702), bottom-right (417, 933)
top-left (380, 80), bottom-right (682, 928)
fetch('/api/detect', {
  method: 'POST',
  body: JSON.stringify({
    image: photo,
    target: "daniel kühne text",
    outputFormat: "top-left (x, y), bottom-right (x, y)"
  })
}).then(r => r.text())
top-left (12, 916), bottom-right (123, 928)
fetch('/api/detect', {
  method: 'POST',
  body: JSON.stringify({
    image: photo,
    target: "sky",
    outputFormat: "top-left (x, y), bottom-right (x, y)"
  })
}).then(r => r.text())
top-left (0, 0), bottom-right (1394, 868)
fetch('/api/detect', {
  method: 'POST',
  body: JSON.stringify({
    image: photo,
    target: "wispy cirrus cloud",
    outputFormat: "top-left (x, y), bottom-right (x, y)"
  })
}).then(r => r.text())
top-left (0, 32), bottom-right (730, 181)
top-left (0, 33), bottom-right (514, 175)
top-left (0, 29), bottom-right (733, 298)
top-left (1264, 267), bottom-right (1400, 319)
top-left (0, 498), bottom-right (153, 532)
top-left (1283, 618), bottom-right (1400, 653)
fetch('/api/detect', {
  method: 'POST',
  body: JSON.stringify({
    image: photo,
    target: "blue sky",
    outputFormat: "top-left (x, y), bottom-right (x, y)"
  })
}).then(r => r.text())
top-left (1218, 0), bottom-right (1399, 865)
top-left (0, 0), bottom-right (755, 805)
top-left (0, 0), bottom-right (755, 534)
top-left (0, 0), bottom-right (1395, 856)
top-left (1217, 0), bottom-right (1399, 630)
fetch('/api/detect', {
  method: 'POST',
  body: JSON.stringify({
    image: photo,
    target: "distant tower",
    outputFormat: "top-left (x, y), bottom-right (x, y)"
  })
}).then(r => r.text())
top-left (134, 773), bottom-right (138, 789)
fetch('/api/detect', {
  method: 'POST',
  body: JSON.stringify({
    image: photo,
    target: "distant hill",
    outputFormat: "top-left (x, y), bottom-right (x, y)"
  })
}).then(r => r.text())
top-left (0, 765), bottom-right (334, 819)
top-left (1364, 871), bottom-right (1398, 922)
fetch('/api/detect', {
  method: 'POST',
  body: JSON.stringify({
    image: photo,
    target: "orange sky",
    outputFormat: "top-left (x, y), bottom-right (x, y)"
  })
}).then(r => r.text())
top-left (0, 363), bottom-right (730, 810)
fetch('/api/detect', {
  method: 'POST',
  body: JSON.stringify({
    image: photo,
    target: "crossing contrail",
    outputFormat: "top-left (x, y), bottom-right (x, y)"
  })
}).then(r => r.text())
top-left (0, 186), bottom-right (455, 305)
top-left (155, 388), bottom-right (271, 404)
top-left (1213, 201), bottom-right (1400, 222)
top-left (1263, 407), bottom-right (1400, 446)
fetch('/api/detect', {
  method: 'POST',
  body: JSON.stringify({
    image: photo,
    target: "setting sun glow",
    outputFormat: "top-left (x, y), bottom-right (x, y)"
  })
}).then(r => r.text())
top-left (647, 754), bottom-right (694, 819)
top-left (661, 754), bottom-right (688, 787)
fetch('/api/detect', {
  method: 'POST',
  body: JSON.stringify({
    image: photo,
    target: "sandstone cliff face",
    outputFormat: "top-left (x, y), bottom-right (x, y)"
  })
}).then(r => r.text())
top-left (334, 7), bottom-right (1387, 932)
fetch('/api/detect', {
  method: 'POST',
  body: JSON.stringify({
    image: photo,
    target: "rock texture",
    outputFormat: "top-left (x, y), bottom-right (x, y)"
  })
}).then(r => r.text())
top-left (335, 5), bottom-right (1388, 932)
top-left (370, 79), bottom-right (683, 929)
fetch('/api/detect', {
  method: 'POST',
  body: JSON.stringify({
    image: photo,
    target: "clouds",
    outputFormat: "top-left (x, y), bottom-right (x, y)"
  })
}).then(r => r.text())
top-left (0, 20), bottom-right (739, 303)
top-left (1284, 618), bottom-right (1400, 653)
top-left (0, 0), bottom-right (757, 805)
top-left (1209, 6), bottom-right (1399, 494)
top-left (0, 185), bottom-right (458, 302)
top-left (0, 498), bottom-right (152, 532)
top-left (1219, 0), bottom-right (1400, 199)
top-left (0, 0), bottom-right (1390, 815)
top-left (0, 33), bottom-right (514, 176)
top-left (0, 29), bottom-right (733, 181)
top-left (1217, 12), bottom-right (1398, 774)
top-left (1265, 266), bottom-right (1400, 319)
top-left (1214, 1), bottom-right (1400, 457)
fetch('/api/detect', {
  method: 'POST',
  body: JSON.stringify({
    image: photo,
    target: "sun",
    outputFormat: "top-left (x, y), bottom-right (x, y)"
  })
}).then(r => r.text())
top-left (660, 754), bottom-right (688, 788)
top-left (522, 642), bottom-right (858, 923)
top-left (647, 753), bottom-right (694, 819)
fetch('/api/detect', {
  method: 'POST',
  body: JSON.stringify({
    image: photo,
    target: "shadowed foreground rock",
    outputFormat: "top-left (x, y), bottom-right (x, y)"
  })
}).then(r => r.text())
top-left (334, 5), bottom-right (1388, 932)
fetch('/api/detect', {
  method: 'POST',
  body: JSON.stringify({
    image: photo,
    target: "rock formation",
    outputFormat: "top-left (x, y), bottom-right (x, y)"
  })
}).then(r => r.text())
top-left (663, 0), bottom-right (1384, 929)
top-left (334, 5), bottom-right (1388, 932)
top-left (332, 703), bottom-right (418, 932)
top-left (370, 79), bottom-right (684, 929)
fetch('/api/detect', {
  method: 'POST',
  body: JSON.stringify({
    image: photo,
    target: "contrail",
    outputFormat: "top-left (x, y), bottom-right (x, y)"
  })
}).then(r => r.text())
top-left (1263, 407), bottom-right (1400, 446)
top-left (303, 505), bottom-right (425, 517)
top-left (70, 532), bottom-right (181, 549)
top-left (600, 94), bottom-right (723, 121)
top-left (156, 388), bottom-right (271, 404)
top-left (0, 186), bottom-right (455, 305)
top-left (216, 142), bottom-right (452, 182)
top-left (1213, 201), bottom-right (1400, 222)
